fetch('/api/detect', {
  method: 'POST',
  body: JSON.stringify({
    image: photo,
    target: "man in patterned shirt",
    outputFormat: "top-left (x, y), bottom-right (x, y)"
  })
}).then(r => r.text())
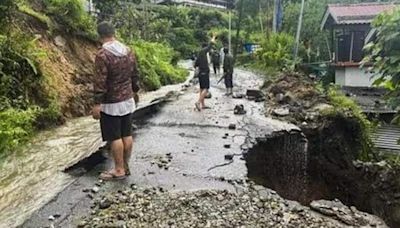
top-left (92, 22), bottom-right (140, 180)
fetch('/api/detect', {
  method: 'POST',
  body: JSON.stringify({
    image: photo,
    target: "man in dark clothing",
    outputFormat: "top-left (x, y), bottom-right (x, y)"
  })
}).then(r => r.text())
top-left (223, 47), bottom-right (234, 96)
top-left (211, 48), bottom-right (221, 75)
top-left (92, 22), bottom-right (140, 180)
top-left (194, 37), bottom-right (215, 111)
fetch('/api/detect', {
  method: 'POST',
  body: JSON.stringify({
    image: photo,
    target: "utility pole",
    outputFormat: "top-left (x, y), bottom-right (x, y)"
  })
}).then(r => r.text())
top-left (259, 1), bottom-right (264, 34)
top-left (229, 10), bottom-right (232, 54)
top-left (234, 0), bottom-right (244, 59)
top-left (294, 0), bottom-right (305, 60)
top-left (272, 0), bottom-right (278, 33)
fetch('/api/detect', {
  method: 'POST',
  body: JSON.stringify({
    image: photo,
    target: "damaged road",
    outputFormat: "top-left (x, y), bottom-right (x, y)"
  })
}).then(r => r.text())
top-left (22, 68), bottom-right (386, 227)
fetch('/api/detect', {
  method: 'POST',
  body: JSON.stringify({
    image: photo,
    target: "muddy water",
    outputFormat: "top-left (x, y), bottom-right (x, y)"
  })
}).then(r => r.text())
top-left (0, 61), bottom-right (194, 228)
top-left (0, 118), bottom-right (101, 228)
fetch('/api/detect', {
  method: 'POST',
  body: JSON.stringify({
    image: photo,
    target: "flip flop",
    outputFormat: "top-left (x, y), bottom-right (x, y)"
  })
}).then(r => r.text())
top-left (99, 171), bottom-right (126, 181)
top-left (124, 162), bottom-right (131, 176)
top-left (195, 102), bottom-right (201, 111)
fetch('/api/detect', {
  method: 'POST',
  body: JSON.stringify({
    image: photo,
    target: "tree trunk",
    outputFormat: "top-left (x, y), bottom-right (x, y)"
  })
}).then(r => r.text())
top-left (234, 0), bottom-right (244, 60)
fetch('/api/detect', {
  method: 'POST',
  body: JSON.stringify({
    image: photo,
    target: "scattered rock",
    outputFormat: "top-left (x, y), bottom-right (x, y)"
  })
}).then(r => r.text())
top-left (234, 104), bottom-right (246, 115)
top-left (54, 35), bottom-right (66, 47)
top-left (246, 89), bottom-right (264, 100)
top-left (81, 188), bottom-right (368, 227)
top-left (91, 187), bottom-right (100, 194)
top-left (224, 144), bottom-right (231, 149)
top-left (232, 93), bottom-right (244, 99)
top-left (273, 108), bottom-right (290, 117)
top-left (228, 124), bottom-right (236, 130)
top-left (224, 154), bottom-right (234, 160)
top-left (99, 198), bottom-right (112, 209)
top-left (48, 215), bottom-right (55, 221)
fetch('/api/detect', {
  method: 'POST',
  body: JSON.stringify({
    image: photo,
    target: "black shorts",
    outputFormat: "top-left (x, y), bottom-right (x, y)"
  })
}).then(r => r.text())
top-left (100, 112), bottom-right (133, 142)
top-left (199, 71), bottom-right (210, 89)
top-left (224, 73), bottom-right (233, 88)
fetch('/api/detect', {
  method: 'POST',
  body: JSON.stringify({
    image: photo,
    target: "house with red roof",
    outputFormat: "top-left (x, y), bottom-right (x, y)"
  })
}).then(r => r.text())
top-left (321, 2), bottom-right (398, 87)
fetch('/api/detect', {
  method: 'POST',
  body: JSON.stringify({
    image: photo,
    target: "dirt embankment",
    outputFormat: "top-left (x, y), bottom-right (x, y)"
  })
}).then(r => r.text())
top-left (21, 9), bottom-right (98, 119)
top-left (255, 72), bottom-right (400, 227)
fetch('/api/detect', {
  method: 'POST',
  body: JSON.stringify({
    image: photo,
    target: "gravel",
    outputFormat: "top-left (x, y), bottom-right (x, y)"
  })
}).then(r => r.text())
top-left (78, 185), bottom-right (359, 228)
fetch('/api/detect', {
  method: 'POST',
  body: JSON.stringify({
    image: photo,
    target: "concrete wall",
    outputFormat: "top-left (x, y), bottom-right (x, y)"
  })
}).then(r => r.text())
top-left (335, 66), bottom-right (378, 87)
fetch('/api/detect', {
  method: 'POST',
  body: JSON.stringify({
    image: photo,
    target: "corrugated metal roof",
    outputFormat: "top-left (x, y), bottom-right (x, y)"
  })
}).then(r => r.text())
top-left (321, 3), bottom-right (398, 29)
top-left (341, 86), bottom-right (396, 114)
top-left (372, 125), bottom-right (400, 152)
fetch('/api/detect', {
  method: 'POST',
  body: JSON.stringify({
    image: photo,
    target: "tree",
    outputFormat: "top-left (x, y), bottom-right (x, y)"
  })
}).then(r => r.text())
top-left (363, 9), bottom-right (400, 122)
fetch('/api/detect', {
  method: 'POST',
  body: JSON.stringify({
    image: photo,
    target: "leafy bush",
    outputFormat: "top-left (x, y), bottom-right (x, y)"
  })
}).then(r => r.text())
top-left (253, 33), bottom-right (295, 74)
top-left (0, 108), bottom-right (37, 156)
top-left (131, 40), bottom-right (188, 91)
top-left (325, 88), bottom-right (374, 160)
top-left (0, 33), bottom-right (47, 110)
top-left (43, 0), bottom-right (97, 39)
top-left (363, 8), bottom-right (400, 120)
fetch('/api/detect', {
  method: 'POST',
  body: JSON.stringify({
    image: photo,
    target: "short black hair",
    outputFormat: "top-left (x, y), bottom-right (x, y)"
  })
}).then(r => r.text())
top-left (224, 47), bottom-right (229, 54)
top-left (97, 21), bottom-right (115, 38)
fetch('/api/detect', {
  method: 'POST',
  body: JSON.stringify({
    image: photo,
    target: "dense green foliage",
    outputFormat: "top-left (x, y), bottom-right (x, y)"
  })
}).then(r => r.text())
top-left (363, 8), bottom-right (400, 123)
top-left (251, 33), bottom-right (295, 74)
top-left (325, 88), bottom-right (374, 160)
top-left (112, 5), bottom-right (230, 58)
top-left (43, 0), bottom-right (97, 39)
top-left (131, 40), bottom-right (188, 90)
top-left (0, 0), bottom-right (189, 155)
top-left (0, 108), bottom-right (37, 157)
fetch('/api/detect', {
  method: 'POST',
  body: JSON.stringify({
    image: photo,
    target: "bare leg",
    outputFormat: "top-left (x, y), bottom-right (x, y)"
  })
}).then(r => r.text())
top-left (122, 136), bottom-right (133, 175)
top-left (110, 139), bottom-right (125, 176)
top-left (199, 89), bottom-right (208, 108)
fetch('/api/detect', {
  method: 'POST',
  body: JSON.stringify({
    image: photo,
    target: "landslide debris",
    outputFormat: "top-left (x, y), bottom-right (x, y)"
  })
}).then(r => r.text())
top-left (78, 184), bottom-right (386, 228)
top-left (264, 72), bottom-right (331, 126)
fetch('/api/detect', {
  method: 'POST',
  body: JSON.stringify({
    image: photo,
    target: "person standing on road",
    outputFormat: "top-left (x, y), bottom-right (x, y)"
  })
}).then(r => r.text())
top-left (92, 22), bottom-right (140, 181)
top-left (211, 48), bottom-right (221, 75)
top-left (223, 47), bottom-right (234, 96)
top-left (194, 36), bottom-right (216, 111)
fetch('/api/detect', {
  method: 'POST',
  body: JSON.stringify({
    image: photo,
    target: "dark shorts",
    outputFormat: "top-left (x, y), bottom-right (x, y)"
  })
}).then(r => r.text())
top-left (199, 71), bottom-right (210, 90)
top-left (224, 73), bottom-right (233, 88)
top-left (100, 112), bottom-right (133, 142)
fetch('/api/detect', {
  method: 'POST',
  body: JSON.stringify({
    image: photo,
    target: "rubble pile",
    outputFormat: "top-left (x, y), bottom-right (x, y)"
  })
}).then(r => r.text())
top-left (265, 72), bottom-right (331, 125)
top-left (78, 184), bottom-right (386, 228)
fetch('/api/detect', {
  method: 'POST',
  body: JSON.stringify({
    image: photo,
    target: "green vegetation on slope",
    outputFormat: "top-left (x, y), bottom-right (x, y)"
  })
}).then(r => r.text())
top-left (0, 0), bottom-right (189, 156)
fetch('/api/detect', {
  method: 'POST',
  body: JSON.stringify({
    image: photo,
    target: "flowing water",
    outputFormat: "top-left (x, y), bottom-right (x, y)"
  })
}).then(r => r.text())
top-left (0, 117), bottom-right (102, 228)
top-left (0, 61), bottom-right (194, 228)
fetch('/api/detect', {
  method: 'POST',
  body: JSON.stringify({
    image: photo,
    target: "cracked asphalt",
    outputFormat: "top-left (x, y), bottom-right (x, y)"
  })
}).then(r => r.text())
top-left (22, 68), bottom-right (299, 228)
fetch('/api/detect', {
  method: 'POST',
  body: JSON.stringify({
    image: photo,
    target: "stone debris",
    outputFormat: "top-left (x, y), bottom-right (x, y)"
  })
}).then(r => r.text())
top-left (151, 154), bottom-right (173, 170)
top-left (246, 89), bottom-right (264, 101)
top-left (232, 93), bottom-right (244, 99)
top-left (79, 186), bottom-right (370, 228)
top-left (224, 144), bottom-right (231, 149)
top-left (234, 104), bottom-right (247, 115)
top-left (228, 124), bottom-right (236, 130)
top-left (91, 187), bottom-right (100, 194)
top-left (310, 199), bottom-right (386, 227)
top-left (224, 154), bottom-right (234, 161)
top-left (273, 108), bottom-right (290, 117)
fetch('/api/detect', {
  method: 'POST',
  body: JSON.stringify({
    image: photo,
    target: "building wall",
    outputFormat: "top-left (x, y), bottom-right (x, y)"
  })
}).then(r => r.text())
top-left (335, 66), bottom-right (379, 87)
top-left (335, 68), bottom-right (346, 86)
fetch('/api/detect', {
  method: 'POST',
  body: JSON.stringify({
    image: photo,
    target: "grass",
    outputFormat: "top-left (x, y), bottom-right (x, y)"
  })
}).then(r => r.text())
top-left (17, 3), bottom-right (54, 31)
